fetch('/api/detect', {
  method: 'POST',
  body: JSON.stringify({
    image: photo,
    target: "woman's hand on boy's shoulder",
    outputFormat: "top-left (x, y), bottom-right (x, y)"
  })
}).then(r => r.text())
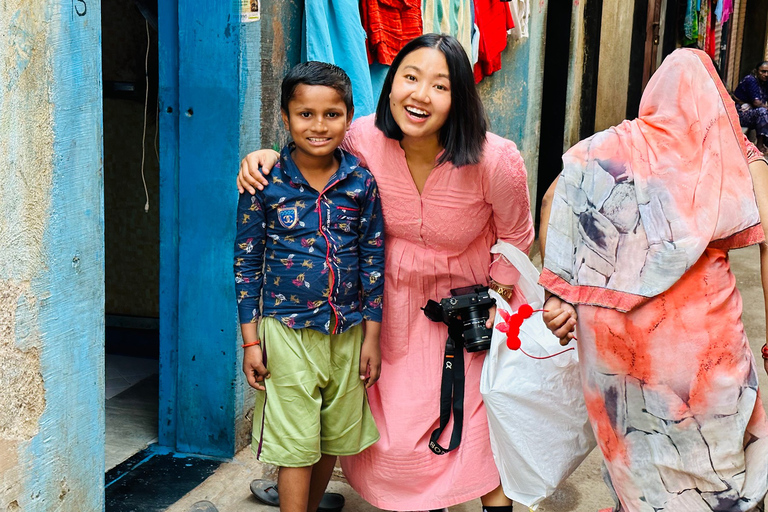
top-left (238, 149), bottom-right (280, 194)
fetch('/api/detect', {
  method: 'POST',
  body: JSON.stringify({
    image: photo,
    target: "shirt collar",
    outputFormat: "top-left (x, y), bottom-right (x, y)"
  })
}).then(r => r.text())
top-left (279, 144), bottom-right (360, 188)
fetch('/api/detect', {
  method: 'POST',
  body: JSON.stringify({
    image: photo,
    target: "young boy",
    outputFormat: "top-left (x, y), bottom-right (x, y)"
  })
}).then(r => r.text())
top-left (233, 62), bottom-right (384, 512)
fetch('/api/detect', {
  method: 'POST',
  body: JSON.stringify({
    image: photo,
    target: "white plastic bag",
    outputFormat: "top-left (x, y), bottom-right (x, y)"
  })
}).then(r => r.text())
top-left (481, 241), bottom-right (595, 509)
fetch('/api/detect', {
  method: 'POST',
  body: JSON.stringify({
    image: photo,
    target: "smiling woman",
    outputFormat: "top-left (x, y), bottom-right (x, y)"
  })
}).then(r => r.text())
top-left (237, 34), bottom-right (533, 512)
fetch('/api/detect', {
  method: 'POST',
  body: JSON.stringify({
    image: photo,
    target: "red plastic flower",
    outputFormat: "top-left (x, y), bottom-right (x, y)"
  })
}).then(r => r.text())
top-left (494, 303), bottom-right (575, 359)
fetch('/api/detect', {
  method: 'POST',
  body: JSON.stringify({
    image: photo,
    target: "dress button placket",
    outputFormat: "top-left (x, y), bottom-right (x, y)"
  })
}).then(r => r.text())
top-left (417, 199), bottom-right (425, 244)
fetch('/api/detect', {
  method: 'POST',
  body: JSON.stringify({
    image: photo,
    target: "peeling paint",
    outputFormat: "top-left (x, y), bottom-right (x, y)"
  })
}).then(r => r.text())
top-left (0, 284), bottom-right (45, 442)
top-left (479, 5), bottom-right (548, 212)
top-left (2, 0), bottom-right (105, 509)
top-left (0, 1), bottom-right (54, 506)
top-left (0, 1), bottom-right (55, 282)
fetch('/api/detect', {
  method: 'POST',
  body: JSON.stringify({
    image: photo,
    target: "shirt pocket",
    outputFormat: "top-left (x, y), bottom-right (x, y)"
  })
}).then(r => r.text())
top-left (331, 205), bottom-right (360, 234)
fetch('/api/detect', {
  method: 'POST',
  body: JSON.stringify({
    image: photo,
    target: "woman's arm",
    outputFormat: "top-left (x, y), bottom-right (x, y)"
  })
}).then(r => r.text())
top-left (537, 176), bottom-right (577, 344)
top-left (486, 143), bottom-right (535, 287)
top-left (748, 157), bottom-right (768, 375)
top-left (538, 177), bottom-right (559, 262)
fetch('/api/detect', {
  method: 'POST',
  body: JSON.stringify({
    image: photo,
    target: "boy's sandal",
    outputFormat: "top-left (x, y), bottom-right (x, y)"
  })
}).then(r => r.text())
top-left (249, 479), bottom-right (345, 512)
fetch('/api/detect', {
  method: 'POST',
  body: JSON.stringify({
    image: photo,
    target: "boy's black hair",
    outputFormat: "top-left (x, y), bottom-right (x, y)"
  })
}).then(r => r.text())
top-left (375, 33), bottom-right (488, 168)
top-left (281, 61), bottom-right (354, 114)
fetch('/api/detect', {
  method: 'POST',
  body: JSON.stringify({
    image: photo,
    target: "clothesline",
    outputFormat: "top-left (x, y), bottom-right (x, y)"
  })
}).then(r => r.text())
top-left (303, 0), bottom-right (531, 118)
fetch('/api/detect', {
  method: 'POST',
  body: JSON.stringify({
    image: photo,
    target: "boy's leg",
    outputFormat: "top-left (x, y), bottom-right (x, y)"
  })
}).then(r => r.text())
top-left (277, 466), bottom-right (312, 512)
top-left (306, 454), bottom-right (337, 512)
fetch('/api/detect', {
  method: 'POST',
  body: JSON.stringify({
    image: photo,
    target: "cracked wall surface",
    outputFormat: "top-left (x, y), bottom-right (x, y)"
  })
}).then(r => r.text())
top-left (1, 0), bottom-right (105, 510)
top-left (0, 0), bottom-right (52, 506)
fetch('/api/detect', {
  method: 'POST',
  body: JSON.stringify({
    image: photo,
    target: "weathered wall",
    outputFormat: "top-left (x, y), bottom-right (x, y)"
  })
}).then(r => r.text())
top-left (235, 19), bottom-right (264, 450)
top-left (479, 2), bottom-right (548, 210)
top-left (594, 0), bottom-right (636, 132)
top-left (258, 0), bottom-right (303, 149)
top-left (564, 0), bottom-right (588, 150)
top-left (1, 0), bottom-right (104, 510)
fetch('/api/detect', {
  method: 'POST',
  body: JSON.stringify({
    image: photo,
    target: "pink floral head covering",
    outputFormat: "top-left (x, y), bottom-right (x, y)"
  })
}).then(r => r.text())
top-left (540, 48), bottom-right (764, 312)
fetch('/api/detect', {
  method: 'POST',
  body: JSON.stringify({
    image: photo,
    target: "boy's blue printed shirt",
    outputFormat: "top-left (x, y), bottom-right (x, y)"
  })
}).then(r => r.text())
top-left (234, 146), bottom-right (385, 334)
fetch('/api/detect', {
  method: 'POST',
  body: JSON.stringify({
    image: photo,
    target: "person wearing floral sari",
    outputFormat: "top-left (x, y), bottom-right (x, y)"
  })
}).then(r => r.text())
top-left (539, 48), bottom-right (768, 511)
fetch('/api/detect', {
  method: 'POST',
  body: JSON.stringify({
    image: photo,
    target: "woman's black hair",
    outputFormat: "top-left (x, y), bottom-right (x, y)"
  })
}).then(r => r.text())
top-left (752, 61), bottom-right (768, 78)
top-left (375, 33), bottom-right (488, 167)
top-left (281, 61), bottom-right (354, 114)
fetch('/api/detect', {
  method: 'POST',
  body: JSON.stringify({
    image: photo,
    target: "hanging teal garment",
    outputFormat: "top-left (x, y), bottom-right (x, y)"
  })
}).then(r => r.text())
top-left (422, 0), bottom-right (473, 60)
top-left (684, 0), bottom-right (698, 44)
top-left (303, 0), bottom-right (375, 119)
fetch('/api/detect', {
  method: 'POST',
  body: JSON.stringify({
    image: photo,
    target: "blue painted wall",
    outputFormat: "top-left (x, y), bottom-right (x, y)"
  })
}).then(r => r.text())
top-left (479, 5), bottom-right (547, 201)
top-left (158, 1), bottom-right (245, 457)
top-left (158, 0), bottom-right (180, 450)
top-left (1, 1), bottom-right (105, 510)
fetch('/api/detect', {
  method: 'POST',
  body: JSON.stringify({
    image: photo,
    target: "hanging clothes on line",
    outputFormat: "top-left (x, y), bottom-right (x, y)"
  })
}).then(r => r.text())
top-left (697, 0), bottom-right (709, 51)
top-left (714, 0), bottom-right (731, 23)
top-left (422, 0), bottom-right (474, 63)
top-left (304, 0), bottom-right (375, 117)
top-left (684, 0), bottom-right (698, 43)
top-left (361, 0), bottom-right (422, 66)
top-left (473, 0), bottom-right (514, 82)
top-left (507, 0), bottom-right (530, 39)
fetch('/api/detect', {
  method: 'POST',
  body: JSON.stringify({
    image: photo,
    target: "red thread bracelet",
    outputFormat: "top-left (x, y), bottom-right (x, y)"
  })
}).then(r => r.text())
top-left (242, 340), bottom-right (261, 348)
top-left (761, 344), bottom-right (768, 360)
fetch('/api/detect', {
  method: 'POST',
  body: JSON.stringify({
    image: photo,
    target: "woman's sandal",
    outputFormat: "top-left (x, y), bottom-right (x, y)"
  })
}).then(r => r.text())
top-left (249, 479), bottom-right (345, 512)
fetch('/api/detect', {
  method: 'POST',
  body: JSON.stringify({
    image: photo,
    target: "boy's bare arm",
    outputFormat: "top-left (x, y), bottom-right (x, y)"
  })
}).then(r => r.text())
top-left (241, 322), bottom-right (270, 391)
top-left (360, 320), bottom-right (381, 388)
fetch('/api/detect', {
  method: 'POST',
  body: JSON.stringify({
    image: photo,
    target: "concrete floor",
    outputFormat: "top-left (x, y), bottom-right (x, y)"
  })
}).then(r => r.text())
top-left (166, 246), bottom-right (768, 512)
top-left (105, 355), bottom-right (159, 470)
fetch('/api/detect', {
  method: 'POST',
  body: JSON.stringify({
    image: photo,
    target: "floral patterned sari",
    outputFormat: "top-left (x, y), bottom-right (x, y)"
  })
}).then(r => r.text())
top-left (541, 48), bottom-right (768, 511)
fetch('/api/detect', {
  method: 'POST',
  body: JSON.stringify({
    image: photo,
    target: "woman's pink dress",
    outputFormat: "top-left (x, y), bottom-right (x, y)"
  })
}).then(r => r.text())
top-left (339, 115), bottom-right (534, 510)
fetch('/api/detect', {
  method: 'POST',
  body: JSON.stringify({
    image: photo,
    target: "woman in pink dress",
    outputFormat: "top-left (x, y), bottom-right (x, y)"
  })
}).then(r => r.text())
top-left (540, 48), bottom-right (768, 511)
top-left (238, 34), bottom-right (533, 511)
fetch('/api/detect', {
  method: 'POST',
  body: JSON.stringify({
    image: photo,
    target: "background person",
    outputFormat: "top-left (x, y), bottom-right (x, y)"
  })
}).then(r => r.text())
top-left (238, 34), bottom-right (533, 512)
top-left (734, 60), bottom-right (768, 153)
top-left (539, 48), bottom-right (768, 512)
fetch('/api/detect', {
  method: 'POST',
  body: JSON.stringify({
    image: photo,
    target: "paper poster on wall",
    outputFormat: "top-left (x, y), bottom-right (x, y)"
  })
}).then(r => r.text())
top-left (240, 0), bottom-right (260, 22)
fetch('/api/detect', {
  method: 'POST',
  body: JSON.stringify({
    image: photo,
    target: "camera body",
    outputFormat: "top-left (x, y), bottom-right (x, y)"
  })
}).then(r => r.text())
top-left (424, 284), bottom-right (496, 352)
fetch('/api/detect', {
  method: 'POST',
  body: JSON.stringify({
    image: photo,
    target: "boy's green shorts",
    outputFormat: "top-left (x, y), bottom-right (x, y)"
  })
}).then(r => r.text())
top-left (252, 317), bottom-right (380, 467)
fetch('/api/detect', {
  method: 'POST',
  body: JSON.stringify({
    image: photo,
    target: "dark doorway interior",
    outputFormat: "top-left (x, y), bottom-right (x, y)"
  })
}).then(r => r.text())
top-left (535, 0), bottom-right (573, 226)
top-left (101, 0), bottom-right (160, 472)
top-left (740, 0), bottom-right (768, 81)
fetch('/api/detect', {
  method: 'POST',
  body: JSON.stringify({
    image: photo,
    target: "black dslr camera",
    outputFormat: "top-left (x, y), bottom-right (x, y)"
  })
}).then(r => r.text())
top-left (422, 284), bottom-right (496, 352)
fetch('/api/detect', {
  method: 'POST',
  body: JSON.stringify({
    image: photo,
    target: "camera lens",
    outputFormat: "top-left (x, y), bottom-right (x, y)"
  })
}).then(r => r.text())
top-left (462, 305), bottom-right (492, 352)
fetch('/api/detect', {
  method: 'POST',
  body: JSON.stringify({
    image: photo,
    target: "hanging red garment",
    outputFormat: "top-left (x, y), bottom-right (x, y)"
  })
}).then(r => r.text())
top-left (706, 3), bottom-right (717, 60)
top-left (473, 0), bottom-right (514, 83)
top-left (361, 0), bottom-right (422, 66)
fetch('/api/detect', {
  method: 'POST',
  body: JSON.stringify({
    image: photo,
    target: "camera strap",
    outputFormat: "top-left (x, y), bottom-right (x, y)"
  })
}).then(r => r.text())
top-left (428, 321), bottom-right (465, 455)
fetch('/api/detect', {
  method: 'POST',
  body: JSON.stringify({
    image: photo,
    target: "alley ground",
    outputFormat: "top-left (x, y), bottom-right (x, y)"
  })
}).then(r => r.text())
top-left (165, 245), bottom-right (768, 512)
